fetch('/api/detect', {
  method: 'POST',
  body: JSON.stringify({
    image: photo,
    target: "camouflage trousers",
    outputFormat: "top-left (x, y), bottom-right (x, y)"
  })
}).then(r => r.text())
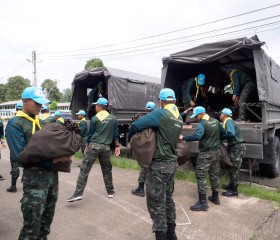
top-left (19, 168), bottom-right (58, 240)
top-left (138, 167), bottom-right (147, 183)
top-left (146, 160), bottom-right (177, 232)
top-left (74, 142), bottom-right (114, 196)
top-left (196, 149), bottom-right (221, 194)
top-left (228, 143), bottom-right (246, 186)
top-left (239, 81), bottom-right (257, 120)
top-left (80, 137), bottom-right (87, 156)
top-left (9, 153), bottom-right (20, 179)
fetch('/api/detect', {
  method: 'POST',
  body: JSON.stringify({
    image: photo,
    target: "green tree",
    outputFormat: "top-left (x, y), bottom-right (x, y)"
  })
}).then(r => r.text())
top-left (5, 76), bottom-right (30, 101)
top-left (41, 79), bottom-right (62, 102)
top-left (61, 88), bottom-right (72, 102)
top-left (0, 84), bottom-right (7, 103)
top-left (49, 100), bottom-right (57, 110)
top-left (84, 58), bottom-right (104, 70)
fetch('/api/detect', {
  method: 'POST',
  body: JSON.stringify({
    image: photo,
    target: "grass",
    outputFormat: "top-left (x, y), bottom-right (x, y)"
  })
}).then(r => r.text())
top-left (74, 153), bottom-right (280, 206)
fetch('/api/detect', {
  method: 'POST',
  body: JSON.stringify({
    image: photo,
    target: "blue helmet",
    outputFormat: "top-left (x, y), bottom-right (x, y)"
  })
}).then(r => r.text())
top-left (16, 100), bottom-right (23, 110)
top-left (145, 102), bottom-right (156, 111)
top-left (93, 97), bottom-right (108, 105)
top-left (158, 88), bottom-right (176, 101)
top-left (54, 111), bottom-right (62, 117)
top-left (197, 73), bottom-right (205, 85)
top-left (75, 110), bottom-right (86, 116)
top-left (220, 108), bottom-right (232, 116)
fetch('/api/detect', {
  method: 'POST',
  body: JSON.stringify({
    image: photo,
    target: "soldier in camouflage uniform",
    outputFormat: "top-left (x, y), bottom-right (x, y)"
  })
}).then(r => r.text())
top-left (219, 108), bottom-right (246, 196)
top-left (6, 87), bottom-right (58, 240)
top-left (75, 110), bottom-right (88, 155)
top-left (6, 100), bottom-right (23, 193)
top-left (181, 106), bottom-right (224, 211)
top-left (227, 68), bottom-right (257, 121)
top-left (129, 89), bottom-right (183, 240)
top-left (67, 97), bottom-right (120, 202)
top-left (131, 101), bottom-right (156, 197)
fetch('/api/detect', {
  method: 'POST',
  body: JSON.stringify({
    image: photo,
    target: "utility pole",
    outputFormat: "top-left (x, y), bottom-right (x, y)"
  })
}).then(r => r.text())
top-left (27, 50), bottom-right (38, 87)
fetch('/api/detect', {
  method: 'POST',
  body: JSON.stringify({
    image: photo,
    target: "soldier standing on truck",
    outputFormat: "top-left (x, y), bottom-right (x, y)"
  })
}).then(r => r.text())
top-left (131, 101), bottom-right (156, 197)
top-left (227, 68), bottom-right (257, 122)
top-left (219, 108), bottom-right (246, 197)
top-left (180, 106), bottom-right (224, 211)
top-left (182, 73), bottom-right (207, 110)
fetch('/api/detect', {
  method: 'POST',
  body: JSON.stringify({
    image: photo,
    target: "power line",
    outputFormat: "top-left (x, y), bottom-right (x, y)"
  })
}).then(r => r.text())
top-left (39, 15), bottom-right (280, 59)
top-left (40, 21), bottom-right (280, 60)
top-left (39, 3), bottom-right (280, 56)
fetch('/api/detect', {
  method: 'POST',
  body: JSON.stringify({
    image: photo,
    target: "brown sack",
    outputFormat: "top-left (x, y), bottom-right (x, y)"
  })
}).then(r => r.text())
top-left (220, 143), bottom-right (233, 166)
top-left (177, 140), bottom-right (190, 166)
top-left (130, 128), bottom-right (156, 170)
top-left (52, 155), bottom-right (72, 172)
top-left (19, 122), bottom-right (81, 165)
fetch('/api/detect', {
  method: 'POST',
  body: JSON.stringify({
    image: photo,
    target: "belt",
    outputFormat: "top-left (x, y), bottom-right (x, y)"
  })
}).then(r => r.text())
top-left (229, 142), bottom-right (245, 147)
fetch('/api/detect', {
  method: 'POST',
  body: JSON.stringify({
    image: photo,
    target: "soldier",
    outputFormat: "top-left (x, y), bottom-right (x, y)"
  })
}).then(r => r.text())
top-left (131, 101), bottom-right (156, 197)
top-left (6, 100), bottom-right (23, 192)
top-left (54, 111), bottom-right (64, 124)
top-left (0, 116), bottom-right (6, 181)
top-left (6, 87), bottom-right (58, 239)
top-left (219, 108), bottom-right (246, 197)
top-left (75, 110), bottom-right (88, 155)
top-left (180, 106), bottom-right (224, 211)
top-left (129, 88), bottom-right (183, 240)
top-left (40, 105), bottom-right (55, 123)
top-left (67, 97), bottom-right (120, 202)
top-left (182, 73), bottom-right (207, 109)
top-left (227, 68), bottom-right (257, 122)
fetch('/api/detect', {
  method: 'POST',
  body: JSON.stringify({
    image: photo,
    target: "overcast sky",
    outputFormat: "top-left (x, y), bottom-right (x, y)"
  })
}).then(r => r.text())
top-left (0, 0), bottom-right (279, 91)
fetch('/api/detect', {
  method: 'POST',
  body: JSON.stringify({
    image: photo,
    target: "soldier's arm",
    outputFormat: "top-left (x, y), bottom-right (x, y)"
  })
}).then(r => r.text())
top-left (232, 72), bottom-right (240, 96)
top-left (183, 122), bottom-right (205, 142)
top-left (225, 120), bottom-right (236, 138)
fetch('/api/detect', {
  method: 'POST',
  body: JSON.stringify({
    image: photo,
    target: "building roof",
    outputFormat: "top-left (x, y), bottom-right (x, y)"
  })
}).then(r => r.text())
top-left (0, 100), bottom-right (19, 106)
top-left (57, 102), bottom-right (70, 107)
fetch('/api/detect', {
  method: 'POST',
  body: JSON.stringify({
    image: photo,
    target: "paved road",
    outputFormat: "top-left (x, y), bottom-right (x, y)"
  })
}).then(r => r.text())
top-left (0, 148), bottom-right (279, 240)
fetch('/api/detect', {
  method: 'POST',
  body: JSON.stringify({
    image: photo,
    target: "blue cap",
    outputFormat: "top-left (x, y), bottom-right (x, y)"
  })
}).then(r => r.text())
top-left (197, 73), bottom-right (205, 85)
top-left (42, 105), bottom-right (49, 110)
top-left (16, 100), bottom-right (23, 110)
top-left (75, 110), bottom-right (86, 116)
top-left (158, 88), bottom-right (176, 101)
top-left (54, 111), bottom-right (62, 117)
top-left (227, 68), bottom-right (232, 75)
top-left (21, 87), bottom-right (50, 105)
top-left (93, 97), bottom-right (108, 105)
top-left (190, 106), bottom-right (206, 118)
top-left (220, 108), bottom-right (232, 116)
top-left (145, 102), bottom-right (156, 111)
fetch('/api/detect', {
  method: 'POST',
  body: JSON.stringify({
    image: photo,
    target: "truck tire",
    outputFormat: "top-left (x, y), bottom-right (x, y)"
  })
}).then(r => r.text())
top-left (259, 136), bottom-right (280, 178)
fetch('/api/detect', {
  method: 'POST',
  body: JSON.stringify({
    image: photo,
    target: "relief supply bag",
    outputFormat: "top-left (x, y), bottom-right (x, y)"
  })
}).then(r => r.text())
top-left (177, 140), bottom-right (190, 166)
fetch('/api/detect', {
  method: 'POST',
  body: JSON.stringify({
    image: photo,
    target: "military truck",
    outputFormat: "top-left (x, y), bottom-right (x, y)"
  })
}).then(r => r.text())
top-left (162, 35), bottom-right (280, 177)
top-left (70, 66), bottom-right (161, 145)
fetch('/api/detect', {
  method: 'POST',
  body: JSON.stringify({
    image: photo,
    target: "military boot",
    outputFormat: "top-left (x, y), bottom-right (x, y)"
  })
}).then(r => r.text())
top-left (190, 194), bottom-right (209, 211)
top-left (222, 182), bottom-right (233, 190)
top-left (222, 185), bottom-right (238, 197)
top-left (131, 182), bottom-right (145, 197)
top-left (155, 231), bottom-right (167, 240)
top-left (166, 223), bottom-right (177, 240)
top-left (7, 178), bottom-right (17, 193)
top-left (208, 190), bottom-right (220, 205)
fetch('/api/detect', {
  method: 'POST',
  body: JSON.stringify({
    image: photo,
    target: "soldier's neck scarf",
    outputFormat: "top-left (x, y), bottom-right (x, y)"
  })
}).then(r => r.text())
top-left (78, 117), bottom-right (86, 126)
top-left (164, 104), bottom-right (180, 118)
top-left (202, 114), bottom-right (210, 121)
top-left (16, 111), bottom-right (41, 134)
top-left (96, 110), bottom-right (110, 122)
top-left (229, 69), bottom-right (237, 89)
top-left (223, 117), bottom-right (232, 129)
top-left (195, 77), bottom-right (207, 99)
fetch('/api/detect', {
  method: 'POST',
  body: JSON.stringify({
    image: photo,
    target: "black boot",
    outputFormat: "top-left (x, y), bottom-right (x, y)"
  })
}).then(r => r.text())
top-left (222, 185), bottom-right (238, 197)
top-left (222, 182), bottom-right (233, 190)
top-left (190, 194), bottom-right (209, 211)
top-left (166, 223), bottom-right (177, 240)
top-left (208, 190), bottom-right (220, 205)
top-left (131, 182), bottom-right (145, 197)
top-left (7, 178), bottom-right (17, 193)
top-left (155, 231), bottom-right (167, 240)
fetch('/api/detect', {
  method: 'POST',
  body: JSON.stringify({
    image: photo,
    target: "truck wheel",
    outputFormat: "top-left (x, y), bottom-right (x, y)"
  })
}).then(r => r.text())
top-left (259, 136), bottom-right (280, 178)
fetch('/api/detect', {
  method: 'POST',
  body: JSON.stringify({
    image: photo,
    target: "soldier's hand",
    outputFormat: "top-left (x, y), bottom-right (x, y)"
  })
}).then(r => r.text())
top-left (179, 135), bottom-right (184, 141)
top-left (190, 101), bottom-right (195, 107)
top-left (115, 146), bottom-right (121, 157)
